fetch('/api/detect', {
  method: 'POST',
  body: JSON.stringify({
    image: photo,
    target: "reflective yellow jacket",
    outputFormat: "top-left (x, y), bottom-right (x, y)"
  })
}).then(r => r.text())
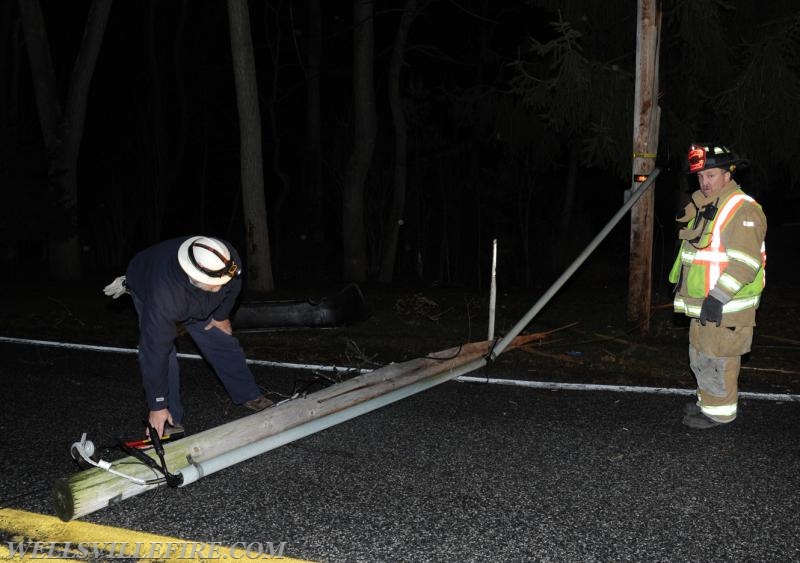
top-left (669, 181), bottom-right (767, 327)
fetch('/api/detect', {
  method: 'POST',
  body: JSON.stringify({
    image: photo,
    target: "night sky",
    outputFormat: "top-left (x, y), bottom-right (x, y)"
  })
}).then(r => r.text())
top-left (2, 0), bottom-right (799, 289)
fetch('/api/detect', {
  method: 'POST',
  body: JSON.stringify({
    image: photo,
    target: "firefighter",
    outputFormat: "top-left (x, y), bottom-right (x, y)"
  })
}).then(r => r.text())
top-left (103, 236), bottom-right (273, 438)
top-left (669, 143), bottom-right (767, 429)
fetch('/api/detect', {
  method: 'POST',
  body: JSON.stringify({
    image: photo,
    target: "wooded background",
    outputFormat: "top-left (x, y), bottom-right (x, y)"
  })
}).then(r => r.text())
top-left (2, 0), bottom-right (798, 292)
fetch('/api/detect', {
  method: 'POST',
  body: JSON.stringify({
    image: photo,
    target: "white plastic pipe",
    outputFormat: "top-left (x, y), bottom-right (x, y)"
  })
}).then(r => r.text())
top-left (488, 238), bottom-right (498, 341)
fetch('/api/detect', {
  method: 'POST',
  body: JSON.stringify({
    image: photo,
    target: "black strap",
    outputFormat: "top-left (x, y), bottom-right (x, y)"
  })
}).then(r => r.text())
top-left (188, 241), bottom-right (239, 278)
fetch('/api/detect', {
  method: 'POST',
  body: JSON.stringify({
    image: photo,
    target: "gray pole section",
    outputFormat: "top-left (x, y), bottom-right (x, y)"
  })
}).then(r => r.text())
top-left (178, 356), bottom-right (487, 486)
top-left (489, 168), bottom-right (661, 360)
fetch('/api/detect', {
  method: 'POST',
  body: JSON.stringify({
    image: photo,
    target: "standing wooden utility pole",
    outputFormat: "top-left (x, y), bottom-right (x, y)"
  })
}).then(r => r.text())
top-left (627, 0), bottom-right (662, 334)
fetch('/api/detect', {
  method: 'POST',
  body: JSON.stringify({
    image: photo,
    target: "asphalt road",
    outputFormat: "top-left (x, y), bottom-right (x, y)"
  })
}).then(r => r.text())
top-left (2, 341), bottom-right (800, 562)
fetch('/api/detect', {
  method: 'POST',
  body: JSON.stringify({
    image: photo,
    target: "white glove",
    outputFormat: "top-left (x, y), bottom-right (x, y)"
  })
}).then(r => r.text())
top-left (103, 275), bottom-right (128, 299)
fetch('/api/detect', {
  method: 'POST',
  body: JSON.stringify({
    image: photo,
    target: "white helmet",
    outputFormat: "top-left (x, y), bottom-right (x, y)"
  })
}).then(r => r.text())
top-left (177, 236), bottom-right (240, 286)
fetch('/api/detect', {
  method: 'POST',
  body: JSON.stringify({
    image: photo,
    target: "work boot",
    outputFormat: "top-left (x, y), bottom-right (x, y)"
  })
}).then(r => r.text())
top-left (684, 402), bottom-right (701, 415)
top-left (244, 395), bottom-right (274, 412)
top-left (682, 411), bottom-right (724, 429)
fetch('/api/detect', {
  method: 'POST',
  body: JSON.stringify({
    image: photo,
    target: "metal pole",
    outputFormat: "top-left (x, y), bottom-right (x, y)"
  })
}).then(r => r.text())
top-left (178, 356), bottom-right (487, 486)
top-left (488, 238), bottom-right (498, 341)
top-left (489, 168), bottom-right (660, 360)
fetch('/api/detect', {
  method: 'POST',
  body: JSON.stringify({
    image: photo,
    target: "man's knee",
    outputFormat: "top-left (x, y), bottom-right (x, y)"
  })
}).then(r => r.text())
top-left (690, 347), bottom-right (728, 396)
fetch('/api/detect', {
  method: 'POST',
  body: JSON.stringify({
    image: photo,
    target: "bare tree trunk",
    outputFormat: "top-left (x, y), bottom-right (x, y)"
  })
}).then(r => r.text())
top-left (553, 141), bottom-right (579, 270)
top-left (171, 0), bottom-right (189, 185)
top-left (1, 1), bottom-right (19, 135)
top-left (139, 0), bottom-right (188, 244)
top-left (1, 2), bottom-right (20, 171)
top-left (1, 4), bottom-right (21, 265)
top-left (227, 0), bottom-right (274, 293)
top-left (18, 0), bottom-right (112, 280)
top-left (437, 160), bottom-right (450, 284)
top-left (342, 0), bottom-right (377, 281)
top-left (559, 143), bottom-right (579, 236)
top-left (264, 2), bottom-right (291, 276)
top-left (142, 2), bottom-right (169, 242)
top-left (517, 156), bottom-right (535, 289)
top-left (305, 0), bottom-right (324, 244)
top-left (17, 1), bottom-right (59, 149)
top-left (378, 0), bottom-right (416, 284)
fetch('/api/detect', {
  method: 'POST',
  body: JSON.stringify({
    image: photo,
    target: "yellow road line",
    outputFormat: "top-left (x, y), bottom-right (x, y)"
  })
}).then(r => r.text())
top-left (0, 508), bottom-right (313, 562)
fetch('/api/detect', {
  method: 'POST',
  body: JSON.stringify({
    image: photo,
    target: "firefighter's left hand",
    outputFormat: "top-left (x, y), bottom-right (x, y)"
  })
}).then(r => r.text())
top-left (205, 318), bottom-right (233, 335)
top-left (699, 295), bottom-right (723, 327)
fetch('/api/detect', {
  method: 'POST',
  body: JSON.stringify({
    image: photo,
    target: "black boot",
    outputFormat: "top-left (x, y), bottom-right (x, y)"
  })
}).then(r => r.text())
top-left (684, 402), bottom-right (701, 415)
top-left (682, 411), bottom-right (724, 429)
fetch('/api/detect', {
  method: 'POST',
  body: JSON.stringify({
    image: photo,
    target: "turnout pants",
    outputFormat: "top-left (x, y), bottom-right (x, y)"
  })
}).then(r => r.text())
top-left (688, 319), bottom-right (753, 423)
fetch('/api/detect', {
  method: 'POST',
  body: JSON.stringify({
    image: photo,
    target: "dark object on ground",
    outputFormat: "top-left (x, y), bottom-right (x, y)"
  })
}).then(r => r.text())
top-left (682, 411), bottom-right (724, 429)
top-left (244, 395), bottom-right (274, 411)
top-left (232, 283), bottom-right (372, 331)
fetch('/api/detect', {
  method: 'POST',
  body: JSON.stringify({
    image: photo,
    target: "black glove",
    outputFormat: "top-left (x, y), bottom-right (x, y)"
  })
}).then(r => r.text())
top-left (699, 295), bottom-right (723, 327)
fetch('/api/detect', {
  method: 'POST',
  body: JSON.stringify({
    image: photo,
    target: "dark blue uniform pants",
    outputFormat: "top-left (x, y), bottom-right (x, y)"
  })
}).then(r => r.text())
top-left (132, 294), bottom-right (262, 424)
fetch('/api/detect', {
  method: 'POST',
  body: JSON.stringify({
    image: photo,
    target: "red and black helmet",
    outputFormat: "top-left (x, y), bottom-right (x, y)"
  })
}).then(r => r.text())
top-left (687, 143), bottom-right (745, 174)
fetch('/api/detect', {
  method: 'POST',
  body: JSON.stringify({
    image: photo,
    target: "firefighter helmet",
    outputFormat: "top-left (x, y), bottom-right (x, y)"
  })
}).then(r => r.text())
top-left (687, 143), bottom-right (744, 174)
top-left (178, 236), bottom-right (240, 286)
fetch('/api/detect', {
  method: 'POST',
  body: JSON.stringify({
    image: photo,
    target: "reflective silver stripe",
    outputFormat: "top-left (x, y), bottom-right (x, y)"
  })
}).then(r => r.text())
top-left (693, 250), bottom-right (728, 262)
top-left (722, 296), bottom-right (760, 312)
top-left (727, 248), bottom-right (761, 271)
top-left (717, 273), bottom-right (742, 293)
top-left (701, 403), bottom-right (737, 417)
top-left (673, 298), bottom-right (700, 316)
top-left (674, 296), bottom-right (759, 315)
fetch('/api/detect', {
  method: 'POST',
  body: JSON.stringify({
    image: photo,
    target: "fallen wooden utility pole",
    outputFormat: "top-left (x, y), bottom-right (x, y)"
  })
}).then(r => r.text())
top-left (55, 169), bottom-right (659, 521)
top-left (54, 334), bottom-right (542, 521)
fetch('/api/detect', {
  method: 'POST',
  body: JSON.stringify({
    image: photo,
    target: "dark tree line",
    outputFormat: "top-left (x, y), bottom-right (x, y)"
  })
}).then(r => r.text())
top-left (1, 0), bottom-right (799, 291)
